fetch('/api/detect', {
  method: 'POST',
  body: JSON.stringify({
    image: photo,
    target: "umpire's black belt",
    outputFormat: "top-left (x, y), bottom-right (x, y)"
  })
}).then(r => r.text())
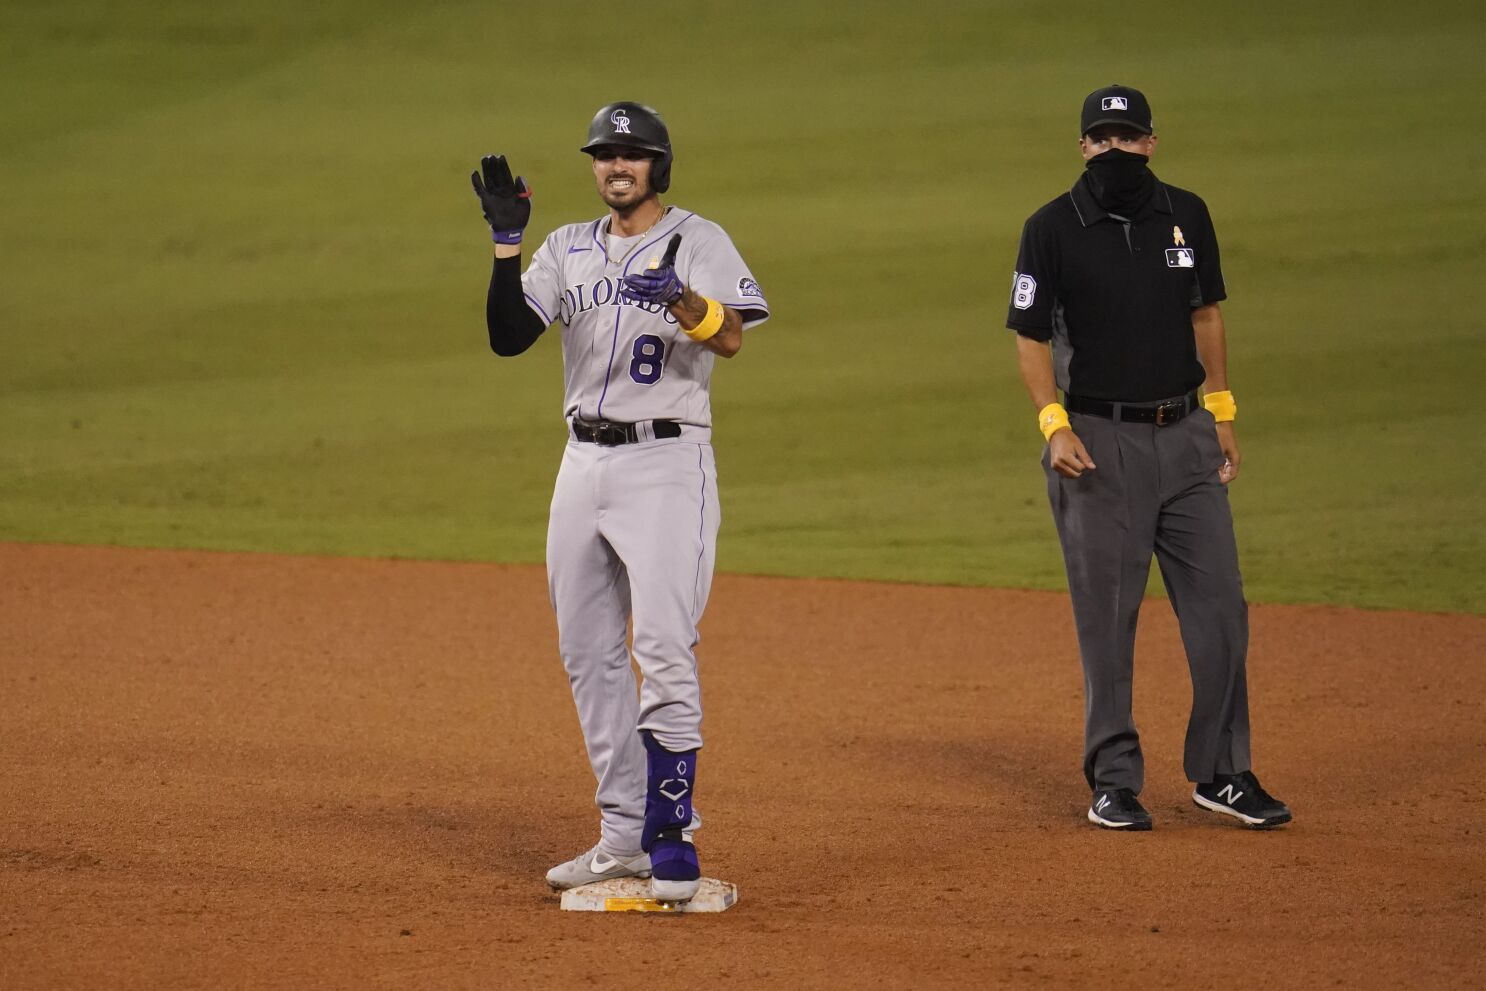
top-left (570, 418), bottom-right (682, 446)
top-left (1065, 392), bottom-right (1200, 426)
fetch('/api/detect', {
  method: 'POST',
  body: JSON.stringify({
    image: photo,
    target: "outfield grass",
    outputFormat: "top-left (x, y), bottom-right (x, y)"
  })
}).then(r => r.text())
top-left (2, 1), bottom-right (1483, 613)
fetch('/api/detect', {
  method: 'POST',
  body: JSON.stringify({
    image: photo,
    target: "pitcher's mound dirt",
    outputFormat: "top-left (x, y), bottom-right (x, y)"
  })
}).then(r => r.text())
top-left (2, 543), bottom-right (1482, 989)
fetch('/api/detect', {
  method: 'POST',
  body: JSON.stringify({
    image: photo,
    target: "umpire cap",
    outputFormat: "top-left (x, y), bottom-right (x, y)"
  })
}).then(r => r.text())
top-left (581, 102), bottom-right (673, 193)
top-left (1081, 84), bottom-right (1154, 136)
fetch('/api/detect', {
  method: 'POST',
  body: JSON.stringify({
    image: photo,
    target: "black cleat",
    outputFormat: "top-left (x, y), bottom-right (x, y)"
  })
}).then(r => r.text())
top-left (1088, 788), bottom-right (1153, 830)
top-left (1193, 771), bottom-right (1292, 829)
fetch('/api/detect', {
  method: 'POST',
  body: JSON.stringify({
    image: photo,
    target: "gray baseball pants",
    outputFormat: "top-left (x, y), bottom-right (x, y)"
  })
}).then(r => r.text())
top-left (546, 437), bottom-right (719, 857)
top-left (1044, 405), bottom-right (1252, 793)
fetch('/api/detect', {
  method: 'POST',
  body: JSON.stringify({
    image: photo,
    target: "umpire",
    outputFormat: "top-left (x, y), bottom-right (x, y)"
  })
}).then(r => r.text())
top-left (1007, 85), bottom-right (1291, 831)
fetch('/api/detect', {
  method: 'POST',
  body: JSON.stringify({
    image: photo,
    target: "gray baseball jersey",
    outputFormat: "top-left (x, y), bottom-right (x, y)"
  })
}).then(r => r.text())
top-left (522, 206), bottom-right (767, 857)
top-left (521, 208), bottom-right (770, 428)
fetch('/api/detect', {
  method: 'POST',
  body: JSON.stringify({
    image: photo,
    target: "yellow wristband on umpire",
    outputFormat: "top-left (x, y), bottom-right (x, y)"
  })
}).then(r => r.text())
top-left (684, 296), bottom-right (725, 342)
top-left (1202, 390), bottom-right (1237, 422)
top-left (1037, 402), bottom-right (1071, 441)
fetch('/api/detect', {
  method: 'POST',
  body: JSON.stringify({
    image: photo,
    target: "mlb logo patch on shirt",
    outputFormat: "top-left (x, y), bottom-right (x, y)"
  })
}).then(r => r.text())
top-left (1165, 248), bottom-right (1195, 268)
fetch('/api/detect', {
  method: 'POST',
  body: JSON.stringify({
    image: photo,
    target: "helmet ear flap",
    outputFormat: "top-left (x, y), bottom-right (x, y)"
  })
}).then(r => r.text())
top-left (652, 151), bottom-right (672, 194)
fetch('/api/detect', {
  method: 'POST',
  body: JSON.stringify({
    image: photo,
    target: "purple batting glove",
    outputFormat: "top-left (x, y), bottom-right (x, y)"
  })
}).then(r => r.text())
top-left (619, 265), bottom-right (683, 306)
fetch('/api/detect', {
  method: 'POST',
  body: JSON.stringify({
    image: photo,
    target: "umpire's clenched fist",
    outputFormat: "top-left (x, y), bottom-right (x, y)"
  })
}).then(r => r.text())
top-left (471, 154), bottom-right (531, 242)
top-left (1049, 429), bottom-right (1097, 478)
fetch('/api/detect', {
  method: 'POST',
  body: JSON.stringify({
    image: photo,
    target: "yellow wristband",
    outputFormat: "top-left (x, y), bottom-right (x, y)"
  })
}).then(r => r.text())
top-left (1037, 402), bottom-right (1071, 441)
top-left (1202, 390), bottom-right (1237, 422)
top-left (684, 296), bottom-right (725, 342)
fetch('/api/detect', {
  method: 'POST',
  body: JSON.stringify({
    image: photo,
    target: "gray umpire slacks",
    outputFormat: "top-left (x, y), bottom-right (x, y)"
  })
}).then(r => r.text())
top-left (1044, 405), bottom-right (1252, 793)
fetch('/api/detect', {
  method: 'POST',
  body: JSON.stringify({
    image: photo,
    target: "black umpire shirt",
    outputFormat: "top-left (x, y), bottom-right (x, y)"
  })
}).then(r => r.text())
top-left (1006, 172), bottom-right (1227, 402)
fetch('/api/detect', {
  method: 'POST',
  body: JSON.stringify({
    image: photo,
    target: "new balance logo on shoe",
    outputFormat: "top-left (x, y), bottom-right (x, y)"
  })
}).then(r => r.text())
top-left (1087, 788), bottom-right (1152, 830)
top-left (1192, 772), bottom-right (1292, 830)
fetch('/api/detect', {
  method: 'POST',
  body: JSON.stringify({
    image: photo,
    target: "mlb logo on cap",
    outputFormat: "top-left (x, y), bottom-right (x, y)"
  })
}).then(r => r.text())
top-left (1081, 84), bottom-right (1154, 135)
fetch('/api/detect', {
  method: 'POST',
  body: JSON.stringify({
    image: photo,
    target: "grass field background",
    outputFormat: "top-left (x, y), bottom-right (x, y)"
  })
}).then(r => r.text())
top-left (2, 0), bottom-right (1482, 613)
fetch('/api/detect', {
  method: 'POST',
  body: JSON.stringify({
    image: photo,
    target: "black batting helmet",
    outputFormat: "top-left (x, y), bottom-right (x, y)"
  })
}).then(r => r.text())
top-left (581, 102), bottom-right (673, 193)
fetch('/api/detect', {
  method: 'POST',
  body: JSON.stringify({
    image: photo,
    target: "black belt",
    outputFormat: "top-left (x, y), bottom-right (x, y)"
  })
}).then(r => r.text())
top-left (1065, 392), bottom-right (1200, 426)
top-left (570, 418), bottom-right (682, 446)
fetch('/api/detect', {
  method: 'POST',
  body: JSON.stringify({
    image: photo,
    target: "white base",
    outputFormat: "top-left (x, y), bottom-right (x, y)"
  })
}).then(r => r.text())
top-left (559, 877), bottom-right (738, 913)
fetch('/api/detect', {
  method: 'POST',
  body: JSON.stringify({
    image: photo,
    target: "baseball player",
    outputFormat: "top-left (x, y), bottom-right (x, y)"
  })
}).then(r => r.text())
top-left (472, 102), bottom-right (769, 900)
top-left (1007, 85), bottom-right (1291, 831)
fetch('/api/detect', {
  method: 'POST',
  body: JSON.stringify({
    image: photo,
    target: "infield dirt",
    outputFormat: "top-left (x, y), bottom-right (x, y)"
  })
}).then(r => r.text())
top-left (2, 543), bottom-right (1483, 988)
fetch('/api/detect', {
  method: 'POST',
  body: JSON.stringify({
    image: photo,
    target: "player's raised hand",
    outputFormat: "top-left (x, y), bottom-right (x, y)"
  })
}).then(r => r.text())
top-left (471, 154), bottom-right (532, 244)
top-left (619, 233), bottom-right (684, 306)
top-left (1049, 429), bottom-right (1097, 478)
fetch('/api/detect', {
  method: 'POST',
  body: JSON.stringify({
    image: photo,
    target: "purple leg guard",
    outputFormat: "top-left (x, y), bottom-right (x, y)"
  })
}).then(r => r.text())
top-left (640, 731), bottom-right (697, 855)
top-left (650, 831), bottom-right (700, 883)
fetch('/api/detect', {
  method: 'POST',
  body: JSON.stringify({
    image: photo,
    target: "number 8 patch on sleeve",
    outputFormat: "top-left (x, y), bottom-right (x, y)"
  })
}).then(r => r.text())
top-left (1012, 272), bottom-right (1037, 310)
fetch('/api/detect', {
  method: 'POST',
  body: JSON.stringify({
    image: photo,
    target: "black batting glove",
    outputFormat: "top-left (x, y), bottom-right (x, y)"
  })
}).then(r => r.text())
top-left (471, 154), bottom-right (532, 244)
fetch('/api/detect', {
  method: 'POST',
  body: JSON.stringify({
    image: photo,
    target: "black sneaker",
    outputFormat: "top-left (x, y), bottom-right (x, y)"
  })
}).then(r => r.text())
top-left (1193, 771), bottom-right (1292, 829)
top-left (1087, 788), bottom-right (1153, 830)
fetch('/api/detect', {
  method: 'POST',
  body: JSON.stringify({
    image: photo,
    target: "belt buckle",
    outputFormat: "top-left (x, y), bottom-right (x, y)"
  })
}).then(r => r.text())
top-left (593, 421), bottom-right (625, 446)
top-left (1154, 401), bottom-right (1181, 426)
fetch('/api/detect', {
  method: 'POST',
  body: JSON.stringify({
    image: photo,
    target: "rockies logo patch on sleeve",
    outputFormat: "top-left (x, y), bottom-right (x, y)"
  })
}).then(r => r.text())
top-left (738, 277), bottom-right (763, 298)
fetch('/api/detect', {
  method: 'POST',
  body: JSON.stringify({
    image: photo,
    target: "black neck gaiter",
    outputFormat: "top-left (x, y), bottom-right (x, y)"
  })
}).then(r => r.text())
top-left (1085, 148), bottom-right (1155, 216)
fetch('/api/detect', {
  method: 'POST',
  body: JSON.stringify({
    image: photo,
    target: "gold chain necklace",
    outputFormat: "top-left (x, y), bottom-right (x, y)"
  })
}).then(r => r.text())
top-left (603, 207), bottom-right (668, 266)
